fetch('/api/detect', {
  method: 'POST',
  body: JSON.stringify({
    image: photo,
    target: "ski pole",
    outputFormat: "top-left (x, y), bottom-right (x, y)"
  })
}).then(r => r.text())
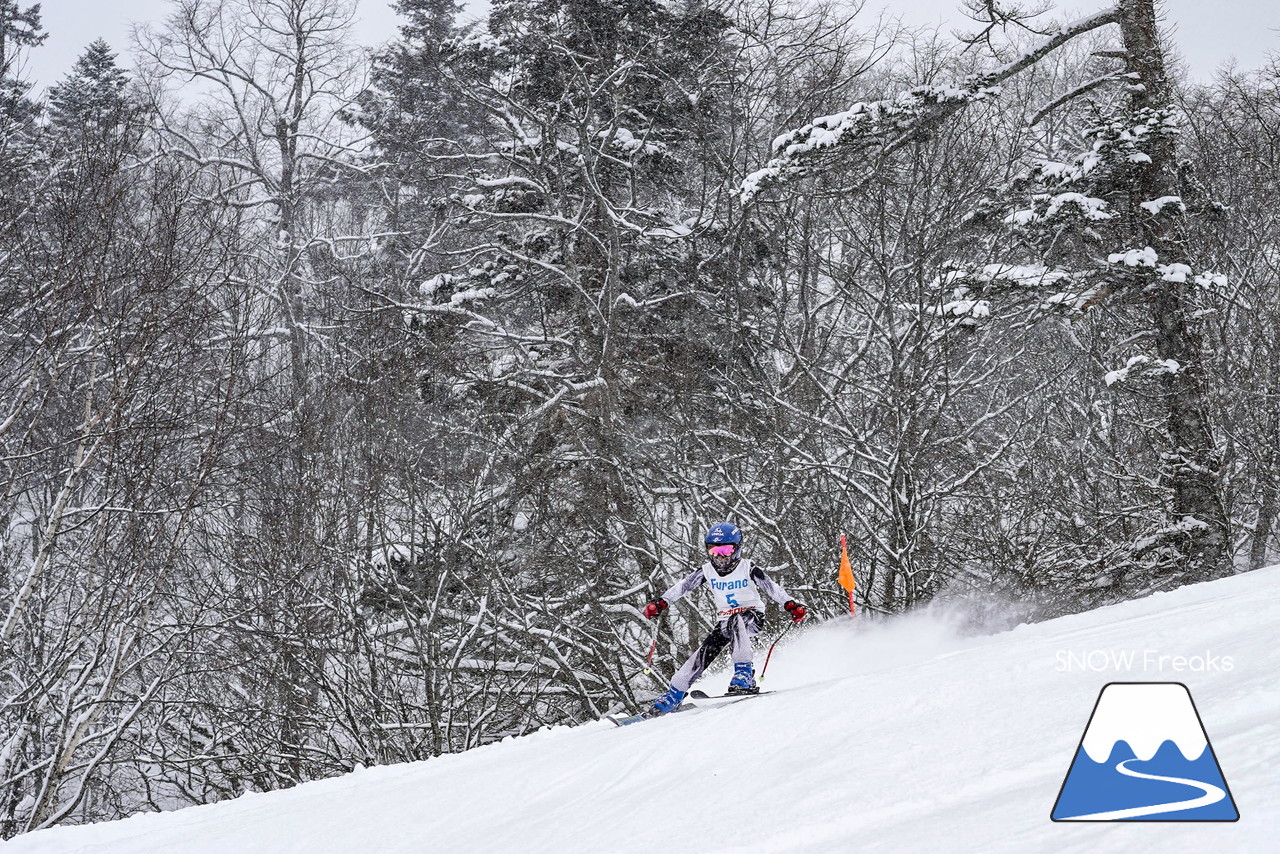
top-left (759, 619), bottom-right (796, 682)
top-left (642, 612), bottom-right (665, 676)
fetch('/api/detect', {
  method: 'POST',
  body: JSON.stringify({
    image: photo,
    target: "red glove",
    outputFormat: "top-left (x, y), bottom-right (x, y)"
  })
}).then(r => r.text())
top-left (643, 598), bottom-right (668, 619)
top-left (784, 600), bottom-right (806, 624)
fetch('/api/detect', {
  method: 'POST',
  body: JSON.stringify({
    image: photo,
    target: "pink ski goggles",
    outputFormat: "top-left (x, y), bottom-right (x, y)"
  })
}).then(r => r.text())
top-left (708, 544), bottom-right (737, 557)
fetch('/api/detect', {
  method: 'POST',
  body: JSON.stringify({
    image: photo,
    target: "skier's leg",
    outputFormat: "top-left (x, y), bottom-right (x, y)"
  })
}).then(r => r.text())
top-left (651, 624), bottom-right (732, 715)
top-left (727, 611), bottom-right (763, 693)
top-left (669, 623), bottom-right (732, 692)
top-left (729, 610), bottom-right (763, 665)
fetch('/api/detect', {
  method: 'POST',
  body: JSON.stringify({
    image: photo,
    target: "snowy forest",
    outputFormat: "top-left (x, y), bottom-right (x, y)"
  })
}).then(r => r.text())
top-left (1, 0), bottom-right (1278, 835)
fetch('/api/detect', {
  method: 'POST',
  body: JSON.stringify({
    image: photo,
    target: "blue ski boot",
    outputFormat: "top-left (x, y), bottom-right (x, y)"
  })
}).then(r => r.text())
top-left (726, 663), bottom-right (758, 695)
top-left (648, 686), bottom-right (687, 717)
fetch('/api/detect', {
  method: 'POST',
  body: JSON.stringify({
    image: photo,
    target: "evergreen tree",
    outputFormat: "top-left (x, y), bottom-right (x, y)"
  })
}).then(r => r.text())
top-left (0, 0), bottom-right (44, 122)
top-left (956, 1), bottom-right (1231, 595)
top-left (361, 0), bottom-right (746, 729)
top-left (47, 38), bottom-right (133, 137)
top-left (43, 39), bottom-right (142, 239)
top-left (742, 1), bottom-right (1233, 607)
top-left (357, 0), bottom-right (476, 254)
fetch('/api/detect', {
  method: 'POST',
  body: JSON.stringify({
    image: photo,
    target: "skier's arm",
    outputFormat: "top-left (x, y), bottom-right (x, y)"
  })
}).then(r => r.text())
top-left (750, 565), bottom-right (793, 605)
top-left (752, 566), bottom-right (807, 622)
top-left (659, 567), bottom-right (705, 605)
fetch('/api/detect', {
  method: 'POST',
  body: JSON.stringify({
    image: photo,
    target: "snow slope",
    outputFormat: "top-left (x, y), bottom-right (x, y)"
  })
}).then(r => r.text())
top-left (10, 568), bottom-right (1280, 853)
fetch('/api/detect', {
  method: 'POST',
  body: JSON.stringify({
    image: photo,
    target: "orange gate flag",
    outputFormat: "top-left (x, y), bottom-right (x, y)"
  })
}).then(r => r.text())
top-left (837, 534), bottom-right (856, 619)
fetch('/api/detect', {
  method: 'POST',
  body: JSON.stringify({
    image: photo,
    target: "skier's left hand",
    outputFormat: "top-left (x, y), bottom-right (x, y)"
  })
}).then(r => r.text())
top-left (784, 600), bottom-right (806, 624)
top-left (643, 598), bottom-right (668, 619)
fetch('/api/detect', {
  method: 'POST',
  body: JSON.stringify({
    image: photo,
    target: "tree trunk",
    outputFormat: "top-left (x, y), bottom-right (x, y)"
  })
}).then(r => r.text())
top-left (1119, 0), bottom-right (1231, 582)
top-left (1249, 364), bottom-right (1280, 570)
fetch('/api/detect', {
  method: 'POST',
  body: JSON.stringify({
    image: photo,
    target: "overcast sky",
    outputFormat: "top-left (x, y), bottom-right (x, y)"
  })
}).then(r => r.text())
top-left (17, 0), bottom-right (1280, 94)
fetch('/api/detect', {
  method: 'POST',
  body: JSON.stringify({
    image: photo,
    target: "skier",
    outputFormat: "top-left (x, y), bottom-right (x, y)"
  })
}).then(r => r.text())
top-left (642, 522), bottom-right (806, 716)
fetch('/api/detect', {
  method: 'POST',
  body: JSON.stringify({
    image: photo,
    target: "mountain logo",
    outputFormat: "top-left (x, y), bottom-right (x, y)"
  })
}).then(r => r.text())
top-left (1051, 682), bottom-right (1239, 821)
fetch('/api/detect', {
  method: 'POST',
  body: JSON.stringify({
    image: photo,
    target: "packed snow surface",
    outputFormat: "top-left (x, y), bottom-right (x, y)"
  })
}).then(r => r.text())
top-left (11, 568), bottom-right (1280, 853)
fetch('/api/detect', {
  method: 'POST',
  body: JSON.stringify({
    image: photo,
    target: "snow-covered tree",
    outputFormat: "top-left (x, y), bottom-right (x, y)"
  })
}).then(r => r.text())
top-left (965, 1), bottom-right (1230, 593)
top-left (743, 0), bottom-right (1233, 604)
top-left (0, 0), bottom-right (43, 122)
top-left (1181, 62), bottom-right (1280, 572)
top-left (357, 0), bottom-right (749, 726)
top-left (0, 36), bottom-right (253, 832)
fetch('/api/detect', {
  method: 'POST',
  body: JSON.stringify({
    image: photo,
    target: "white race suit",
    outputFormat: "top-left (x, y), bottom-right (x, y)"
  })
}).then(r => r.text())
top-left (659, 557), bottom-right (794, 693)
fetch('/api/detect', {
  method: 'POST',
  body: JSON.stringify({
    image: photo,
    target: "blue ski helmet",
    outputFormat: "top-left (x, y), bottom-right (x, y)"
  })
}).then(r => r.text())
top-left (704, 522), bottom-right (742, 547)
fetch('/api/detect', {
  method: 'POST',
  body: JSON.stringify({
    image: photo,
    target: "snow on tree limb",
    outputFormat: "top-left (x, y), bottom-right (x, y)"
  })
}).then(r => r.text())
top-left (1030, 71), bottom-right (1131, 125)
top-left (741, 6), bottom-right (1122, 200)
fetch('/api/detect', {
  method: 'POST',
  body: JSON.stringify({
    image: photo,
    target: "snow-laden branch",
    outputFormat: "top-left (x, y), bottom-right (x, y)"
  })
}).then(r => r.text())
top-left (742, 6), bottom-right (1121, 200)
top-left (1030, 71), bottom-right (1131, 125)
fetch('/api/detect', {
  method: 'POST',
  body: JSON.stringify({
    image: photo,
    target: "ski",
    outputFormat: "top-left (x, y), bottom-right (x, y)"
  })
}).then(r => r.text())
top-left (606, 704), bottom-right (696, 727)
top-left (689, 689), bottom-right (774, 700)
top-left (607, 689), bottom-right (774, 726)
top-left (607, 712), bottom-right (653, 727)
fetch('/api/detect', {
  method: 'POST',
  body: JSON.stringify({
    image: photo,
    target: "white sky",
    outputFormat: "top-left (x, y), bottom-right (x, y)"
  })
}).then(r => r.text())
top-left (17, 0), bottom-right (1280, 93)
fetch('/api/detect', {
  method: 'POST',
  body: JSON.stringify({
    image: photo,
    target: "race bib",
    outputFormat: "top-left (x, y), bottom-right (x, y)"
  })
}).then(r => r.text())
top-left (702, 559), bottom-right (764, 614)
